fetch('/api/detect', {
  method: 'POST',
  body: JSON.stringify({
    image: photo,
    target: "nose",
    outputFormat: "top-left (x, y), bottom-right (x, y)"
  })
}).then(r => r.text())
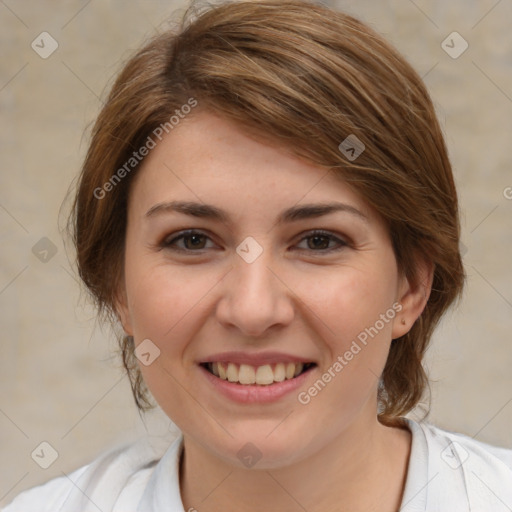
top-left (215, 248), bottom-right (295, 338)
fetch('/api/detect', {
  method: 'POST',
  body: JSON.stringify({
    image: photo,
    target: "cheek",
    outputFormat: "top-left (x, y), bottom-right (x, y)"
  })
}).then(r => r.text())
top-left (306, 264), bottom-right (397, 337)
top-left (125, 261), bottom-right (213, 417)
top-left (299, 273), bottom-right (397, 414)
top-left (124, 258), bottom-right (207, 338)
top-left (304, 264), bottom-right (398, 399)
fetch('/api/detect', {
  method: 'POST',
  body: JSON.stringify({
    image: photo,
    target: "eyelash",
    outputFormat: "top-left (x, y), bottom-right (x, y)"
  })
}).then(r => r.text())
top-left (160, 229), bottom-right (349, 254)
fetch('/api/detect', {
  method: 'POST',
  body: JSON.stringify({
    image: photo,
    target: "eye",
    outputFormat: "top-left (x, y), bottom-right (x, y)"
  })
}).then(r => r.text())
top-left (161, 230), bottom-right (216, 252)
top-left (294, 230), bottom-right (348, 253)
top-left (160, 229), bottom-right (348, 254)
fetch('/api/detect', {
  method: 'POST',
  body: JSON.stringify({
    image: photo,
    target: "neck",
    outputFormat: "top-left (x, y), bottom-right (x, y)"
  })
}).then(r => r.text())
top-left (179, 415), bottom-right (411, 512)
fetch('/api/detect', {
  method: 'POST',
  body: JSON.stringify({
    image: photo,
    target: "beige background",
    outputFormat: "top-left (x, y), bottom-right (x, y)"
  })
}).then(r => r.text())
top-left (1, 0), bottom-right (511, 505)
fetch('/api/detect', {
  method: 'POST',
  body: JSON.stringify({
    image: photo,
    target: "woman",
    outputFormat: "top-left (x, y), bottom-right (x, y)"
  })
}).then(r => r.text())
top-left (4, 1), bottom-right (511, 511)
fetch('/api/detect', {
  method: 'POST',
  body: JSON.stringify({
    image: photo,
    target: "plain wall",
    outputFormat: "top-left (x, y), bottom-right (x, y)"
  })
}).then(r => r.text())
top-left (1, 0), bottom-right (511, 505)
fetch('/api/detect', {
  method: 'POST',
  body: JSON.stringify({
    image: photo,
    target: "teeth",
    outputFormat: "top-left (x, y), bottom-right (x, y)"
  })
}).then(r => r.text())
top-left (255, 365), bottom-right (274, 385)
top-left (274, 363), bottom-right (286, 382)
top-left (285, 362), bottom-right (295, 379)
top-left (227, 363), bottom-right (238, 382)
top-left (293, 362), bottom-right (304, 377)
top-left (239, 364), bottom-right (256, 385)
top-left (209, 361), bottom-right (311, 385)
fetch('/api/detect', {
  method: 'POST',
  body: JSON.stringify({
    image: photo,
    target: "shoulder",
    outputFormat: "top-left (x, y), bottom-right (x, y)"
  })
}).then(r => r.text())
top-left (419, 420), bottom-right (512, 470)
top-left (403, 418), bottom-right (512, 511)
top-left (1, 434), bottom-right (178, 512)
top-left (1, 466), bottom-right (88, 512)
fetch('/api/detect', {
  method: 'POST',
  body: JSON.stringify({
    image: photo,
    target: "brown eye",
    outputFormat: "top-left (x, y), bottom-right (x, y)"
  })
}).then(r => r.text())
top-left (160, 229), bottom-right (347, 254)
top-left (307, 234), bottom-right (331, 250)
top-left (295, 230), bottom-right (348, 253)
top-left (162, 230), bottom-right (213, 251)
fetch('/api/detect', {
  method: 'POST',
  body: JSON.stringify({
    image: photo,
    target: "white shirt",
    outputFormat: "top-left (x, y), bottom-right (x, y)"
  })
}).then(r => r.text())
top-left (3, 419), bottom-right (512, 511)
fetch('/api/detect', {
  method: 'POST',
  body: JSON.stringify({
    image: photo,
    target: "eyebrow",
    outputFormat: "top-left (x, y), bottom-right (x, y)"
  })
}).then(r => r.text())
top-left (144, 200), bottom-right (369, 225)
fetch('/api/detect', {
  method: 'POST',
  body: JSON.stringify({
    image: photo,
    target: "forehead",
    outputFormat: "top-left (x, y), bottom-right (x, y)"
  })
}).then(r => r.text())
top-left (128, 110), bottom-right (375, 222)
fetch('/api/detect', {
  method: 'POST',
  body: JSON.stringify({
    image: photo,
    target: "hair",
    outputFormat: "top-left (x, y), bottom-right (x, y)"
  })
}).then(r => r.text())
top-left (69, 0), bottom-right (465, 425)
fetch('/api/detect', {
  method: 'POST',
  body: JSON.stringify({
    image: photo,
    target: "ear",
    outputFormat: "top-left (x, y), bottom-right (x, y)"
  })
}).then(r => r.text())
top-left (392, 254), bottom-right (434, 339)
top-left (113, 283), bottom-right (134, 336)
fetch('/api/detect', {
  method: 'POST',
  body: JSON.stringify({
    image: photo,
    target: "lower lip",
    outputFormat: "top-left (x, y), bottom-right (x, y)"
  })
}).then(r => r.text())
top-left (199, 364), bottom-right (316, 404)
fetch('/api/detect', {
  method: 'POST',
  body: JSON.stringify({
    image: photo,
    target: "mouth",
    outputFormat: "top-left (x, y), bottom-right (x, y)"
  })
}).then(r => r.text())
top-left (199, 361), bottom-right (317, 386)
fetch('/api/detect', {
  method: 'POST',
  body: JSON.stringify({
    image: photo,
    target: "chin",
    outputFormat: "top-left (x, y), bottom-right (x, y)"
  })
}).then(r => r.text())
top-left (203, 429), bottom-right (313, 470)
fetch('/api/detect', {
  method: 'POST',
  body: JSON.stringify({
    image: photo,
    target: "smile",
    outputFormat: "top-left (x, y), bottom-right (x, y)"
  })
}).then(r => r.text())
top-left (201, 361), bottom-right (316, 386)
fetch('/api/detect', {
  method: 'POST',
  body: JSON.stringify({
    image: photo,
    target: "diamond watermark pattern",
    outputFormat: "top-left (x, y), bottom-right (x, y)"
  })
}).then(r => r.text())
top-left (31, 441), bottom-right (59, 469)
top-left (31, 32), bottom-right (59, 59)
top-left (441, 32), bottom-right (468, 59)
top-left (338, 134), bottom-right (365, 162)
top-left (134, 338), bottom-right (161, 366)
top-left (236, 236), bottom-right (263, 264)
top-left (441, 441), bottom-right (469, 469)
top-left (237, 442), bottom-right (263, 468)
top-left (32, 237), bottom-right (58, 263)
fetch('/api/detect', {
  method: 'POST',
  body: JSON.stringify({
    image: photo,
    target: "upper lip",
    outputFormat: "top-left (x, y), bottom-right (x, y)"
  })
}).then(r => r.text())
top-left (198, 351), bottom-right (316, 366)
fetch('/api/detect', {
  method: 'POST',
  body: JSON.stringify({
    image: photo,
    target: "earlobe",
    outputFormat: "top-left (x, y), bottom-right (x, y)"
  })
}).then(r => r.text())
top-left (392, 256), bottom-right (434, 339)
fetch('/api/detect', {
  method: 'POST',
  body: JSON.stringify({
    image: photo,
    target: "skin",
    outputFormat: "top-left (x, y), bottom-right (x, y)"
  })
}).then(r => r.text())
top-left (116, 110), bottom-right (433, 512)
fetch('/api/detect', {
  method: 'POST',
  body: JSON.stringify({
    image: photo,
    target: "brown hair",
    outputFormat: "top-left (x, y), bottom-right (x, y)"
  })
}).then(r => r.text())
top-left (69, 0), bottom-right (465, 424)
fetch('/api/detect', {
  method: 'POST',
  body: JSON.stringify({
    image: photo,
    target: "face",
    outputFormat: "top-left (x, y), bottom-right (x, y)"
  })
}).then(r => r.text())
top-left (117, 110), bottom-right (417, 469)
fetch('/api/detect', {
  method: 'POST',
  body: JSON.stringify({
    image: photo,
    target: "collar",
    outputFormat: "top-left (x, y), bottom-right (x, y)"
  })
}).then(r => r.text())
top-left (136, 419), bottom-right (512, 511)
